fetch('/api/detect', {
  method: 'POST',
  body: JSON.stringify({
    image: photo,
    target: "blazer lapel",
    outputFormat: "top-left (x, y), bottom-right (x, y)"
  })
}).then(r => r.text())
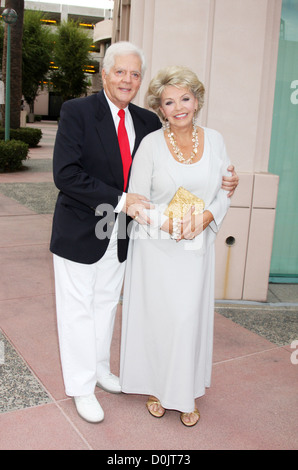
top-left (94, 92), bottom-right (124, 189)
top-left (93, 93), bottom-right (151, 191)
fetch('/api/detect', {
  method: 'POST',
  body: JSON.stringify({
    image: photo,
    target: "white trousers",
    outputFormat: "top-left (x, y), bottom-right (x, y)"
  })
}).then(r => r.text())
top-left (53, 233), bottom-right (125, 397)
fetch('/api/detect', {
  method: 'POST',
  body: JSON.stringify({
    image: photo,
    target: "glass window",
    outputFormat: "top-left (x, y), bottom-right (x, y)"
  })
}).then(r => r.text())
top-left (269, 0), bottom-right (298, 282)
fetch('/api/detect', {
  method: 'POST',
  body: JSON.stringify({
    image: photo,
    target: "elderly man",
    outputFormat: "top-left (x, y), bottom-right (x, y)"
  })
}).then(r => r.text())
top-left (50, 41), bottom-right (238, 423)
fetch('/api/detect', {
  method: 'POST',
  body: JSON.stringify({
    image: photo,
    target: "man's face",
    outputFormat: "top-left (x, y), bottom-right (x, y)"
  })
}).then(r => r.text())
top-left (102, 54), bottom-right (142, 109)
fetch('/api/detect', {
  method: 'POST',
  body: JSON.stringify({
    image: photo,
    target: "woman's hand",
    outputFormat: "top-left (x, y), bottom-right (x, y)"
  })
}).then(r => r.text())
top-left (179, 208), bottom-right (214, 240)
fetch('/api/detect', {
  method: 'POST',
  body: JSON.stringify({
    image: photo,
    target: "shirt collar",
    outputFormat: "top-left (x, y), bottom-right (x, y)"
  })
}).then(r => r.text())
top-left (104, 90), bottom-right (129, 119)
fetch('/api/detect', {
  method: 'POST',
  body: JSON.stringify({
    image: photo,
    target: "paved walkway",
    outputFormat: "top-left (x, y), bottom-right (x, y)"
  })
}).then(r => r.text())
top-left (0, 122), bottom-right (297, 451)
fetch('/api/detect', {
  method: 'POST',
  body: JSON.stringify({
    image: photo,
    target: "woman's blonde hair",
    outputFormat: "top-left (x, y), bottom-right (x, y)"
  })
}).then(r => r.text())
top-left (147, 65), bottom-right (205, 121)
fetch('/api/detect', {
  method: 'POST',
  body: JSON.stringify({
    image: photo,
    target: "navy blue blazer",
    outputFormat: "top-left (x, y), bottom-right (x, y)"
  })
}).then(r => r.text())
top-left (50, 91), bottom-right (161, 264)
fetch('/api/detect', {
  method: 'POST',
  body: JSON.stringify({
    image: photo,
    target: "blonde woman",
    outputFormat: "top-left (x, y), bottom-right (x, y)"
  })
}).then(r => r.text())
top-left (120, 66), bottom-right (232, 426)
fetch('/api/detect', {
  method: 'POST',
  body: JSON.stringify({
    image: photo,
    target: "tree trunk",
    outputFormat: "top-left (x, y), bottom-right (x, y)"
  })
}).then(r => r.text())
top-left (1, 0), bottom-right (24, 129)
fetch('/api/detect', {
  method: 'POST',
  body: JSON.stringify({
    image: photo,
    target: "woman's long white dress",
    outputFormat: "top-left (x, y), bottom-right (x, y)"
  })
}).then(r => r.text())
top-left (120, 127), bottom-right (231, 413)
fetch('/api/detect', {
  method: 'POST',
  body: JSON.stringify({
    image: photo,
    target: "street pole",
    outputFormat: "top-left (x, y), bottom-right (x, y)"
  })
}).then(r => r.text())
top-left (2, 9), bottom-right (18, 142)
top-left (5, 22), bottom-right (11, 141)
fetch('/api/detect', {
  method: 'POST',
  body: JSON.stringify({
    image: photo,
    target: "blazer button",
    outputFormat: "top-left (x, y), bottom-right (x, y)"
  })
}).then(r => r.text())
top-left (109, 221), bottom-right (114, 227)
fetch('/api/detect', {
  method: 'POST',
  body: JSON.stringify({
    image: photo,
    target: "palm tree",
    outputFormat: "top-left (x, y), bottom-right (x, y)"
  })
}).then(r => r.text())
top-left (1, 0), bottom-right (24, 129)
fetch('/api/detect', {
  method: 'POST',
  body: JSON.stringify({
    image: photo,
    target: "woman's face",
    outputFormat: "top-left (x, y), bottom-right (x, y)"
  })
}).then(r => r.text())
top-left (159, 86), bottom-right (198, 130)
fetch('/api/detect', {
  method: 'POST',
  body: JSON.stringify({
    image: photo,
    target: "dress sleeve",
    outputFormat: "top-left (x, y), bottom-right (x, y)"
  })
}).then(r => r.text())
top-left (206, 136), bottom-right (231, 233)
top-left (128, 136), bottom-right (154, 198)
top-left (128, 134), bottom-right (168, 236)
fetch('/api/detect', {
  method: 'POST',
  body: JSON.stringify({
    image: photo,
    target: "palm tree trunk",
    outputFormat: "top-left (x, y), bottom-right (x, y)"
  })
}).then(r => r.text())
top-left (1, 0), bottom-right (24, 129)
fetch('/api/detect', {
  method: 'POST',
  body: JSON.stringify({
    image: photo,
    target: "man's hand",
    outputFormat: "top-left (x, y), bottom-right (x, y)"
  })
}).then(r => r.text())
top-left (122, 193), bottom-right (154, 225)
top-left (222, 165), bottom-right (239, 197)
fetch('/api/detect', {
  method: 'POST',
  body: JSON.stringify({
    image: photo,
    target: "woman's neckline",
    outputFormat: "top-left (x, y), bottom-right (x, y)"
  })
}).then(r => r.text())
top-left (162, 126), bottom-right (206, 166)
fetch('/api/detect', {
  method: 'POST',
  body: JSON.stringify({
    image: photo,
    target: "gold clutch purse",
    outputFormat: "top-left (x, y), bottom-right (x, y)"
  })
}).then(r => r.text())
top-left (164, 187), bottom-right (205, 219)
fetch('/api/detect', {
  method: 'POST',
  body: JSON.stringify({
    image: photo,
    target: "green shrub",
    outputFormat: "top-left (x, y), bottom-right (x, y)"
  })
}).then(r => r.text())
top-left (0, 127), bottom-right (42, 147)
top-left (0, 140), bottom-right (29, 172)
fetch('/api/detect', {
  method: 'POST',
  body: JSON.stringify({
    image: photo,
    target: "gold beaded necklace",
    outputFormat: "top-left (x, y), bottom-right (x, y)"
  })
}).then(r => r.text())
top-left (168, 124), bottom-right (199, 164)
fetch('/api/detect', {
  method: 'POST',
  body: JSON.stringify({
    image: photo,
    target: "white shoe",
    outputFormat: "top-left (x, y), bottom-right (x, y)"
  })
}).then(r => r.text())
top-left (97, 373), bottom-right (122, 394)
top-left (73, 394), bottom-right (104, 423)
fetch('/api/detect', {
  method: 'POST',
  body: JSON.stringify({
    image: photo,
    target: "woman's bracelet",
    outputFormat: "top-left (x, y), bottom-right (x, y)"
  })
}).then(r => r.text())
top-left (171, 217), bottom-right (181, 240)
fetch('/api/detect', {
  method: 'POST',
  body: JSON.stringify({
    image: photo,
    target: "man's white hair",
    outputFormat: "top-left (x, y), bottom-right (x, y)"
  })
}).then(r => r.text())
top-left (102, 41), bottom-right (146, 77)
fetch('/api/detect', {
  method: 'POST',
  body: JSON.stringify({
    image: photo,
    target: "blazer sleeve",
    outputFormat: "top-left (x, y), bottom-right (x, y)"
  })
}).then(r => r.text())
top-left (53, 99), bottom-right (123, 211)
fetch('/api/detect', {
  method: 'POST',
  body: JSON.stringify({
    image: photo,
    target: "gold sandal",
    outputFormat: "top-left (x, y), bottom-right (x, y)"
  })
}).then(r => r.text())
top-left (146, 396), bottom-right (166, 418)
top-left (180, 408), bottom-right (200, 427)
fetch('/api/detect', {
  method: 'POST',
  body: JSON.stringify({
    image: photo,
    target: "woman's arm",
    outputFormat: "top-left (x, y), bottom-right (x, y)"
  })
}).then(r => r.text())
top-left (180, 135), bottom-right (231, 240)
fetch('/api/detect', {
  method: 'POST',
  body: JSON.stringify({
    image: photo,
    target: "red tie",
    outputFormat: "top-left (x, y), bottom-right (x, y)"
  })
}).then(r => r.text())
top-left (118, 109), bottom-right (132, 191)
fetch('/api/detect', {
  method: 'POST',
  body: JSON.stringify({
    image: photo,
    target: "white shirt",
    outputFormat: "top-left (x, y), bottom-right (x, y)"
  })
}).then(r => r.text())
top-left (104, 91), bottom-right (135, 213)
top-left (104, 91), bottom-right (136, 152)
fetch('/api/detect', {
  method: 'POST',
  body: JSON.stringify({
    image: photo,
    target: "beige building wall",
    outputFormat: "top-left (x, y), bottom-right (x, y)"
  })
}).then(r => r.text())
top-left (114, 0), bottom-right (282, 301)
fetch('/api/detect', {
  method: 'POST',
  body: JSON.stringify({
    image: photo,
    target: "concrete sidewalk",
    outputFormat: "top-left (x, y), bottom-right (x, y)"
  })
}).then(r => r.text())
top-left (0, 122), bottom-right (297, 450)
